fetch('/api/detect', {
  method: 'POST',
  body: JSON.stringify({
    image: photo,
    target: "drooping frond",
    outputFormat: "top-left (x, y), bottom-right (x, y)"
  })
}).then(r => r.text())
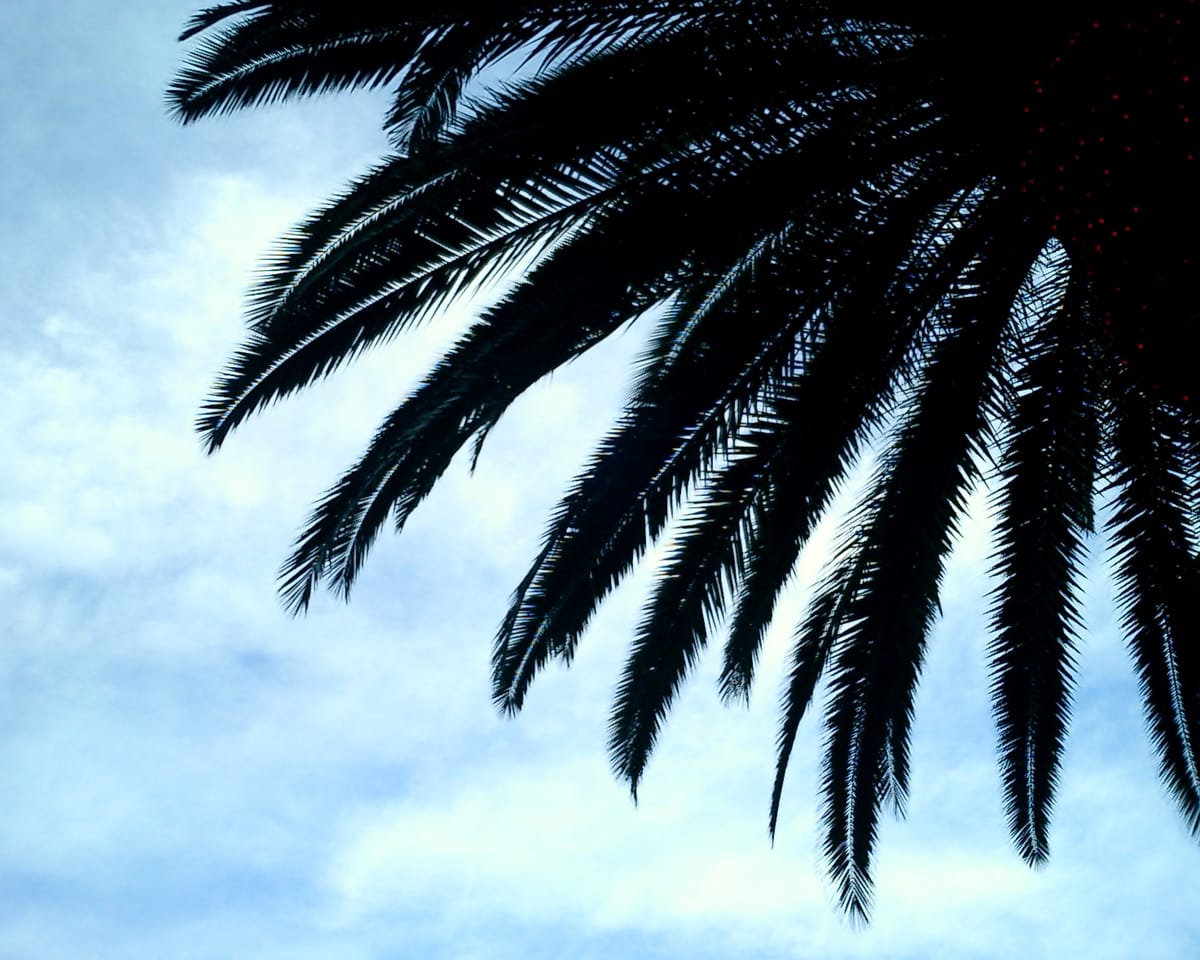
top-left (1107, 386), bottom-right (1200, 836)
top-left (607, 451), bottom-right (762, 795)
top-left (491, 232), bottom-right (801, 713)
top-left (764, 188), bottom-right (1031, 833)
top-left (987, 261), bottom-right (1099, 865)
top-left (799, 214), bottom-right (1047, 920)
top-left (278, 174), bottom-right (725, 610)
top-left (718, 180), bottom-right (1003, 704)
top-left (491, 137), bottom-right (1001, 714)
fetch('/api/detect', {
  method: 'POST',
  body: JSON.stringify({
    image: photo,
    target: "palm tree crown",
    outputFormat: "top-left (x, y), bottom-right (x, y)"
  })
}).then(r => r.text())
top-left (171, 1), bottom-right (1200, 918)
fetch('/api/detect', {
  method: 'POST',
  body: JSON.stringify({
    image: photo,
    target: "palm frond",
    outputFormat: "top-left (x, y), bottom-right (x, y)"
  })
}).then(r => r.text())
top-left (607, 452), bottom-right (763, 795)
top-left (1107, 386), bottom-right (1200, 835)
top-left (719, 179), bottom-right (1005, 703)
top-left (277, 180), bottom-right (712, 611)
top-left (988, 264), bottom-right (1099, 864)
top-left (176, 1), bottom-right (1200, 919)
top-left (813, 219), bottom-right (1044, 919)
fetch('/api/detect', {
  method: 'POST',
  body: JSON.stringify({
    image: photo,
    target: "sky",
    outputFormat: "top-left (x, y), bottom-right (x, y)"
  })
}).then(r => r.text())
top-left (1, 4), bottom-right (1197, 958)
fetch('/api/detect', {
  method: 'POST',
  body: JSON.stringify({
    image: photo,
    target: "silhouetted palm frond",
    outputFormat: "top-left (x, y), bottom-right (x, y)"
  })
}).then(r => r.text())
top-left (173, 2), bottom-right (1200, 918)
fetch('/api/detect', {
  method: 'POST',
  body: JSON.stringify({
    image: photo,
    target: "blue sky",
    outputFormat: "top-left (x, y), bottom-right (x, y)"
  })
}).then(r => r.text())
top-left (1, 4), bottom-right (1197, 958)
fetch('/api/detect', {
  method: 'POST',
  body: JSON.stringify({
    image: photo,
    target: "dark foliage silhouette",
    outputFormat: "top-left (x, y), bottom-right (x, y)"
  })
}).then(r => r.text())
top-left (171, 2), bottom-right (1200, 918)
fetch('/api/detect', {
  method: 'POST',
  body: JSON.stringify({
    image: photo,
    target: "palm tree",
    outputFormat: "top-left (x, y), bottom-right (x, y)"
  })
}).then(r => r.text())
top-left (170, 2), bottom-right (1200, 918)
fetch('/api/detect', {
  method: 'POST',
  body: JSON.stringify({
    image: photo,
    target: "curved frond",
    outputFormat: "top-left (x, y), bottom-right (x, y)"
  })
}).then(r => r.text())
top-left (719, 179), bottom-right (1005, 703)
top-left (277, 179), bottom-right (712, 610)
top-left (799, 214), bottom-right (1045, 919)
top-left (1107, 385), bottom-right (1200, 835)
top-left (491, 121), bottom-right (977, 712)
top-left (988, 263), bottom-right (1099, 865)
top-left (607, 452), bottom-right (763, 794)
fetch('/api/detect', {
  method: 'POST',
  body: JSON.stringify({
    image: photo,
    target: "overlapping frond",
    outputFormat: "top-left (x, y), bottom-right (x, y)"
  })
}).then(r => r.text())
top-left (489, 108), bottom-right (961, 712)
top-left (780, 215), bottom-right (1047, 919)
top-left (176, 0), bottom-right (1200, 919)
top-left (278, 171), bottom-right (741, 610)
top-left (718, 179), bottom-right (1000, 704)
